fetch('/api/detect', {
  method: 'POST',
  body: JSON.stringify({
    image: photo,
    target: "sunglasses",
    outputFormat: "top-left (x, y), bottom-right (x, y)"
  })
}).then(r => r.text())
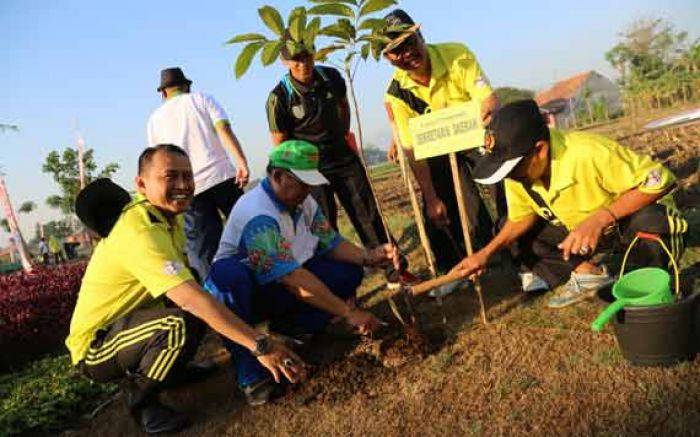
top-left (384, 33), bottom-right (419, 57)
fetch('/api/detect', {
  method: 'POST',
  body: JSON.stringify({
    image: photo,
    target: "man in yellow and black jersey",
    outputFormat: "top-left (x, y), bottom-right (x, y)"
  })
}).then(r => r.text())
top-left (451, 100), bottom-right (688, 309)
top-left (381, 9), bottom-right (506, 281)
top-left (66, 145), bottom-right (303, 434)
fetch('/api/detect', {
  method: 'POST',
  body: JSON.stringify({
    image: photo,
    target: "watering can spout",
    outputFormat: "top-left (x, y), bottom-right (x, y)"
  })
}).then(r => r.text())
top-left (591, 300), bottom-right (625, 331)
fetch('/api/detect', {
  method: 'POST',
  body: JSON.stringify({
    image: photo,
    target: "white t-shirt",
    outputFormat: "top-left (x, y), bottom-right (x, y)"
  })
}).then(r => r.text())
top-left (146, 92), bottom-right (236, 195)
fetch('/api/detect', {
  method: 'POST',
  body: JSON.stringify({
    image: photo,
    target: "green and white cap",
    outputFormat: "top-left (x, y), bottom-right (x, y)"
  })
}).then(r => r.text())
top-left (269, 140), bottom-right (329, 186)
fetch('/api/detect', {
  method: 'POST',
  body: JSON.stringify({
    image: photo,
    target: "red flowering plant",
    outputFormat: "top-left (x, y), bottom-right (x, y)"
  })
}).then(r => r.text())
top-left (0, 262), bottom-right (86, 365)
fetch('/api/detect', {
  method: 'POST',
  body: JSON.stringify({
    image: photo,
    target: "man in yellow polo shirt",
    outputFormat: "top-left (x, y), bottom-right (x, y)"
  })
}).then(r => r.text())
top-left (381, 9), bottom-right (505, 290)
top-left (451, 100), bottom-right (687, 308)
top-left (66, 144), bottom-right (303, 434)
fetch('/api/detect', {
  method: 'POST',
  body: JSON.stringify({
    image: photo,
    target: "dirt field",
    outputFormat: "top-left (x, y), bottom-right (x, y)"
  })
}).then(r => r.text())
top-left (64, 115), bottom-right (700, 436)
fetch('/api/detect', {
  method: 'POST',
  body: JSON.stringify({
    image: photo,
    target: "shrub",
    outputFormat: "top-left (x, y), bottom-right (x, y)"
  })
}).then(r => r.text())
top-left (0, 263), bottom-right (86, 366)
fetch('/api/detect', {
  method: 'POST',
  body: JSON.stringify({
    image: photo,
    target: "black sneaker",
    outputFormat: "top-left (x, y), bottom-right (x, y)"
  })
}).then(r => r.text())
top-left (242, 378), bottom-right (286, 407)
top-left (136, 399), bottom-right (189, 434)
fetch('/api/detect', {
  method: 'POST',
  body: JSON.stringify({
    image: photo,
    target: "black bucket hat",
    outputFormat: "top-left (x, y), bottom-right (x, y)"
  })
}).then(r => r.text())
top-left (473, 99), bottom-right (549, 185)
top-left (75, 178), bottom-right (131, 238)
top-left (157, 67), bottom-right (192, 92)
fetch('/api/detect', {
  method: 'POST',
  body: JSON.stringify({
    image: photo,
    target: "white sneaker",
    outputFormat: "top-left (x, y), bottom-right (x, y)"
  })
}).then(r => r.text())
top-left (428, 279), bottom-right (470, 298)
top-left (520, 272), bottom-right (549, 293)
top-left (547, 265), bottom-right (614, 309)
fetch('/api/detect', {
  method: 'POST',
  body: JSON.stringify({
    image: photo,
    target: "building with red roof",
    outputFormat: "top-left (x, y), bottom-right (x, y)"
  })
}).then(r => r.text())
top-left (536, 71), bottom-right (621, 128)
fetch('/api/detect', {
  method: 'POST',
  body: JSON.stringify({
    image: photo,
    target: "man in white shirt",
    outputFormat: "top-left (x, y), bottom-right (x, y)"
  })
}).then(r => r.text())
top-left (147, 67), bottom-right (250, 281)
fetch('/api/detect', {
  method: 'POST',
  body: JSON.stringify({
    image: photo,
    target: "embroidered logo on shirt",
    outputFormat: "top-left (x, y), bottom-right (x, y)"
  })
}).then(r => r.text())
top-left (292, 104), bottom-right (305, 119)
top-left (163, 261), bottom-right (185, 276)
top-left (475, 75), bottom-right (490, 88)
top-left (644, 169), bottom-right (662, 188)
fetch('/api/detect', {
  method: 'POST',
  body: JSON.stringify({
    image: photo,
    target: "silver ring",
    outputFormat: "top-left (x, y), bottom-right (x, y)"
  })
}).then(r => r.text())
top-left (580, 245), bottom-right (590, 254)
top-left (283, 358), bottom-right (295, 367)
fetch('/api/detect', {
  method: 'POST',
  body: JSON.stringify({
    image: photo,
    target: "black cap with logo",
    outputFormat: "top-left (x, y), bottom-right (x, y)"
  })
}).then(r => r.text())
top-left (473, 99), bottom-right (549, 184)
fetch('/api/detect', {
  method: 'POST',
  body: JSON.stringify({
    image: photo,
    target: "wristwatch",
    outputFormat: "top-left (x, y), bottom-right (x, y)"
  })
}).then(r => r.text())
top-left (252, 334), bottom-right (272, 357)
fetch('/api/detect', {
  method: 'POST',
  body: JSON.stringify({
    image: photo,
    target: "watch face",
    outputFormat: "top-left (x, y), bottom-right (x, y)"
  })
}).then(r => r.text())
top-left (255, 335), bottom-right (271, 356)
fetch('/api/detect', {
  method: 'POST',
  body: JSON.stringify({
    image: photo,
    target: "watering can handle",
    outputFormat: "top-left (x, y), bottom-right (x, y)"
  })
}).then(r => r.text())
top-left (619, 232), bottom-right (680, 297)
top-left (591, 299), bottom-right (626, 332)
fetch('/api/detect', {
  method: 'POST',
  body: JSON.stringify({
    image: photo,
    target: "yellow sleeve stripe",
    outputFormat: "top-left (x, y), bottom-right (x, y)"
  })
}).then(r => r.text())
top-left (84, 315), bottom-right (187, 382)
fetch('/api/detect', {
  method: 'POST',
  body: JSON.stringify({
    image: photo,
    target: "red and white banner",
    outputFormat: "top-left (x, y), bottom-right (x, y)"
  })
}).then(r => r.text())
top-left (0, 176), bottom-right (33, 272)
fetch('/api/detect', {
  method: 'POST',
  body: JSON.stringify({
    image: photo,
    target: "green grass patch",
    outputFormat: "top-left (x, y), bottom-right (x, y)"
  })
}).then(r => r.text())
top-left (368, 162), bottom-right (397, 179)
top-left (0, 354), bottom-right (117, 435)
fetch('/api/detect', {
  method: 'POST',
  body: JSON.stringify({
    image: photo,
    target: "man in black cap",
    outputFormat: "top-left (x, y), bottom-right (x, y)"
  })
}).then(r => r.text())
top-left (451, 99), bottom-right (688, 308)
top-left (381, 9), bottom-right (505, 294)
top-left (266, 32), bottom-right (411, 288)
top-left (147, 67), bottom-right (250, 282)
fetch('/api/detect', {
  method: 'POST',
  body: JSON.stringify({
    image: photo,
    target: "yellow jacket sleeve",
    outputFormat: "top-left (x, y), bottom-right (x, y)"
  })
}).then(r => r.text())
top-left (458, 50), bottom-right (493, 104)
top-left (588, 133), bottom-right (675, 196)
top-left (121, 226), bottom-right (194, 298)
top-left (504, 179), bottom-right (538, 222)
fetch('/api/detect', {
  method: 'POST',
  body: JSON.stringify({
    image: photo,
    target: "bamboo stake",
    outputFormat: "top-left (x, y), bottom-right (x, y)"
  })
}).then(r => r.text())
top-left (389, 119), bottom-right (445, 324)
top-left (448, 154), bottom-right (488, 325)
top-left (392, 129), bottom-right (437, 278)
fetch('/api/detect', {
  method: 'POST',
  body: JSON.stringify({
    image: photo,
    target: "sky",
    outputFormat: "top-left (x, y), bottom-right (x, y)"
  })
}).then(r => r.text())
top-left (1, 0), bottom-right (698, 244)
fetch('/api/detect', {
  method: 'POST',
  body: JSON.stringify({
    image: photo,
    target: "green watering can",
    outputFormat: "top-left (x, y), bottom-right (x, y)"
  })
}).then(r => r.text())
top-left (591, 232), bottom-right (680, 332)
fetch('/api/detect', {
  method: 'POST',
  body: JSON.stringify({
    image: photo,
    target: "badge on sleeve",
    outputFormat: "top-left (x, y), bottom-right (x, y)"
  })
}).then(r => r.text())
top-left (163, 260), bottom-right (185, 276)
top-left (644, 169), bottom-right (662, 188)
top-left (475, 74), bottom-right (491, 88)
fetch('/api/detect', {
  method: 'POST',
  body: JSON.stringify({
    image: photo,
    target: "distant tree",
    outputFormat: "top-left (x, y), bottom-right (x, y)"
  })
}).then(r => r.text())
top-left (0, 123), bottom-right (19, 133)
top-left (17, 201), bottom-right (36, 214)
top-left (494, 87), bottom-right (535, 106)
top-left (42, 147), bottom-right (119, 214)
top-left (362, 145), bottom-right (389, 166)
top-left (606, 18), bottom-right (699, 109)
top-left (36, 219), bottom-right (73, 239)
top-left (1, 201), bottom-right (37, 233)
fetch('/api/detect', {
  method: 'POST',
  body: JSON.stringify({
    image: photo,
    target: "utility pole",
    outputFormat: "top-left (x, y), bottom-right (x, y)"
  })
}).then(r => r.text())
top-left (73, 121), bottom-right (92, 250)
top-left (73, 120), bottom-right (87, 190)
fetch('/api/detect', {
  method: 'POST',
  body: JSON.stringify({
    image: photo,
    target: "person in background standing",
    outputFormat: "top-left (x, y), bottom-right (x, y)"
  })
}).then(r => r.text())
top-left (38, 237), bottom-right (50, 265)
top-left (147, 67), bottom-right (250, 281)
top-left (266, 36), bottom-right (412, 288)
